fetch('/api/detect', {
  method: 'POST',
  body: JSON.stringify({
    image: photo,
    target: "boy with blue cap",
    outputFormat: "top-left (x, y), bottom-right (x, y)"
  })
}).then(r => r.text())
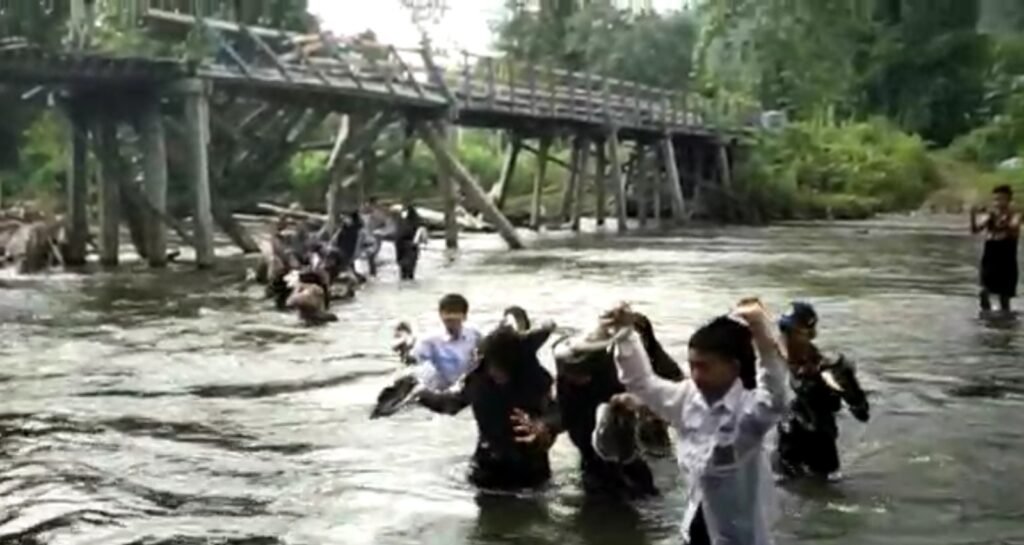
top-left (774, 302), bottom-right (870, 481)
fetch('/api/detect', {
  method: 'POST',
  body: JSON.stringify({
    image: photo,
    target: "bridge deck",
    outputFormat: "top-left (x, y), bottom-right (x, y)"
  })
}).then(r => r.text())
top-left (0, 9), bottom-right (744, 141)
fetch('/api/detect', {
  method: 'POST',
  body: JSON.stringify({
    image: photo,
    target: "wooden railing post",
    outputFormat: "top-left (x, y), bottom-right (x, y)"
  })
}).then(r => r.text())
top-left (546, 64), bottom-right (555, 117)
top-left (528, 63), bottom-right (538, 116)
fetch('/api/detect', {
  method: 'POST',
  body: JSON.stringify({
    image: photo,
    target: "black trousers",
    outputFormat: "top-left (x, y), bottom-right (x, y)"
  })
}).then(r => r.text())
top-left (688, 504), bottom-right (711, 545)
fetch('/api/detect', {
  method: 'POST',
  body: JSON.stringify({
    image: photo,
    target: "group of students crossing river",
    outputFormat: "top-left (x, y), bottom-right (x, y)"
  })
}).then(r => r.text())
top-left (357, 184), bottom-right (1021, 545)
top-left (372, 294), bottom-right (870, 545)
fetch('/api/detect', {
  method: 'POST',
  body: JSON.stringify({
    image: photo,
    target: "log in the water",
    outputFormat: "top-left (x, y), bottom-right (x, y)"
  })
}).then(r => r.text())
top-left (256, 202), bottom-right (494, 233)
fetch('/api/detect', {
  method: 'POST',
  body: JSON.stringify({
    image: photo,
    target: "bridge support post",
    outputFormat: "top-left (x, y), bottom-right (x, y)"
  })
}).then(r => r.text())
top-left (139, 95), bottom-right (169, 268)
top-left (439, 124), bottom-right (459, 249)
top-left (595, 139), bottom-right (607, 227)
top-left (570, 136), bottom-right (591, 232)
top-left (651, 150), bottom-right (663, 229)
top-left (489, 133), bottom-right (521, 210)
top-left (530, 135), bottom-right (551, 231)
top-left (560, 139), bottom-right (583, 224)
top-left (717, 142), bottom-right (733, 191)
top-left (661, 136), bottom-right (687, 225)
top-left (419, 122), bottom-right (523, 250)
top-left (608, 130), bottom-right (627, 233)
top-left (634, 145), bottom-right (649, 229)
top-left (94, 121), bottom-right (122, 267)
top-left (65, 101), bottom-right (89, 267)
top-left (181, 79), bottom-right (216, 269)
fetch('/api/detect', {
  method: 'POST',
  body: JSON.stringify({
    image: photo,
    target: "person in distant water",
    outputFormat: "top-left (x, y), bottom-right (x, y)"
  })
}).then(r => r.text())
top-left (773, 302), bottom-right (869, 481)
top-left (412, 293), bottom-right (483, 391)
top-left (971, 185), bottom-right (1021, 313)
top-left (394, 204), bottom-right (429, 281)
top-left (604, 299), bottom-right (787, 545)
top-left (361, 196), bottom-right (394, 278)
top-left (417, 320), bottom-right (562, 490)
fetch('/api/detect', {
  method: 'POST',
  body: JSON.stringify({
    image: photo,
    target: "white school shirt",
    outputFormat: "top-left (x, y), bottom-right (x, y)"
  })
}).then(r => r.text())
top-left (411, 326), bottom-right (482, 391)
top-left (613, 330), bottom-right (787, 545)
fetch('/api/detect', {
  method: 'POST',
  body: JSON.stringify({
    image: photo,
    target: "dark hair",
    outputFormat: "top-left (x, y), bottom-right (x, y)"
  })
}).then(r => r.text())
top-left (438, 293), bottom-right (469, 314)
top-left (994, 185), bottom-right (1013, 198)
top-left (479, 324), bottom-right (547, 383)
top-left (688, 316), bottom-right (756, 389)
top-left (395, 321), bottom-right (412, 334)
top-left (368, 196), bottom-right (380, 205)
top-left (503, 305), bottom-right (531, 331)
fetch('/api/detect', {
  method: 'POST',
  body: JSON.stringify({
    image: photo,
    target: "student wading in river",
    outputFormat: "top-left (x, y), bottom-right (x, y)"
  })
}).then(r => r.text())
top-left (971, 185), bottom-right (1021, 313)
top-left (603, 299), bottom-right (787, 545)
top-left (416, 320), bottom-right (561, 490)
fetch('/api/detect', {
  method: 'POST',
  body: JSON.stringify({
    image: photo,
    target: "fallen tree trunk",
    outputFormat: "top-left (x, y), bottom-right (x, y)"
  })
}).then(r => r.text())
top-left (256, 202), bottom-right (494, 233)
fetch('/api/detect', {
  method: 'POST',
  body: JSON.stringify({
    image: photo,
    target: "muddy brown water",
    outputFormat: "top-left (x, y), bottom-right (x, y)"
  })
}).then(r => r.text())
top-left (1, 216), bottom-right (1022, 545)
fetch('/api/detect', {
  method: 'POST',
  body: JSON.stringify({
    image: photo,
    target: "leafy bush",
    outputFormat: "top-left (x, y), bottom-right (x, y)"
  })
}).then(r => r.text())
top-left (733, 119), bottom-right (938, 221)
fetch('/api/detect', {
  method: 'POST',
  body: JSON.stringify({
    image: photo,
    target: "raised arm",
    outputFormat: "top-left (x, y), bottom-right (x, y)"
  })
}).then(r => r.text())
top-left (522, 320), bottom-right (557, 354)
top-left (612, 329), bottom-right (690, 428)
top-left (417, 379), bottom-right (471, 415)
top-left (735, 306), bottom-right (789, 444)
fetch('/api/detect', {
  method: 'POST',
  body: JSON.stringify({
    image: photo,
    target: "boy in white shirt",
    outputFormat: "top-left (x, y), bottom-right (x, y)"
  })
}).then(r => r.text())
top-left (602, 299), bottom-right (787, 545)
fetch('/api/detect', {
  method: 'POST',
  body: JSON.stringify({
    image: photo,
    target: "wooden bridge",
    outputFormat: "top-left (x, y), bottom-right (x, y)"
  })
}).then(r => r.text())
top-left (0, 2), bottom-right (754, 269)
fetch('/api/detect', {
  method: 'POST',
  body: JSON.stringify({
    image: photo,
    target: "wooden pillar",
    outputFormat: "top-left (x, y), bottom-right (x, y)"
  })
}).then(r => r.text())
top-left (661, 136), bottom-right (687, 225)
top-left (440, 124), bottom-right (459, 249)
top-left (634, 145), bottom-right (648, 229)
top-left (530, 135), bottom-right (551, 230)
top-left (489, 133), bottom-right (521, 210)
top-left (717, 142), bottom-right (733, 191)
top-left (651, 151), bottom-right (662, 228)
top-left (691, 145), bottom-right (705, 218)
top-left (560, 140), bottom-right (583, 224)
top-left (608, 129), bottom-right (627, 233)
top-left (139, 96), bottom-right (168, 268)
top-left (65, 103), bottom-right (89, 267)
top-left (94, 121), bottom-right (121, 267)
top-left (325, 114), bottom-right (351, 232)
top-left (181, 80), bottom-right (215, 268)
top-left (594, 139), bottom-right (607, 227)
top-left (418, 122), bottom-right (523, 250)
top-left (570, 137), bottom-right (591, 232)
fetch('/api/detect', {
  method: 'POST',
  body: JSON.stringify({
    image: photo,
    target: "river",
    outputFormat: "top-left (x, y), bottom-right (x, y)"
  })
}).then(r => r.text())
top-left (1, 216), bottom-right (1022, 545)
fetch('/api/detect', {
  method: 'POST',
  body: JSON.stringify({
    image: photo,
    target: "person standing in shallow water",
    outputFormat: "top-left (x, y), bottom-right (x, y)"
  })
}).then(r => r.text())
top-left (411, 293), bottom-right (482, 391)
top-left (394, 204), bottom-right (428, 281)
top-left (971, 185), bottom-right (1021, 313)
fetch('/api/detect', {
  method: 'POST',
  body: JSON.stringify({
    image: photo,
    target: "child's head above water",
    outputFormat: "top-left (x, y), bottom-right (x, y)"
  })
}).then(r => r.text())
top-left (779, 301), bottom-right (818, 341)
top-left (688, 316), bottom-right (757, 398)
top-left (438, 293), bottom-right (470, 334)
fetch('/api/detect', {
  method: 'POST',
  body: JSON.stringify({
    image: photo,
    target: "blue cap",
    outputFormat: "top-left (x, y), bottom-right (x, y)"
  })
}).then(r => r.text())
top-left (779, 301), bottom-right (818, 331)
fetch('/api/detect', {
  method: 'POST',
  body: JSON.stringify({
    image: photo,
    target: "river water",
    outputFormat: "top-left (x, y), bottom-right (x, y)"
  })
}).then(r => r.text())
top-left (1, 216), bottom-right (1022, 545)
